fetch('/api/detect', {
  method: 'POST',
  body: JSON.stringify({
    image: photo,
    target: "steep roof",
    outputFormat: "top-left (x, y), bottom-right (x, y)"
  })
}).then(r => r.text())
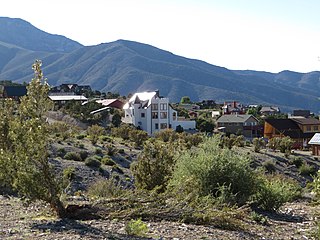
top-left (217, 114), bottom-right (257, 123)
top-left (123, 91), bottom-right (157, 109)
top-left (309, 133), bottom-right (320, 145)
top-left (265, 118), bottom-right (314, 139)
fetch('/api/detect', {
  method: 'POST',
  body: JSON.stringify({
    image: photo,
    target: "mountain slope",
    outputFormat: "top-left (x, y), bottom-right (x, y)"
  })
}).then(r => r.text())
top-left (0, 17), bottom-right (82, 52)
top-left (0, 18), bottom-right (319, 112)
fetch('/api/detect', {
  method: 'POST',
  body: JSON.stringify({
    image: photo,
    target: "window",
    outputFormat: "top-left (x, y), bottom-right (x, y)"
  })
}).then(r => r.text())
top-left (173, 112), bottom-right (177, 121)
top-left (160, 103), bottom-right (167, 110)
top-left (160, 112), bottom-right (167, 119)
top-left (155, 123), bottom-right (159, 129)
top-left (314, 126), bottom-right (319, 131)
top-left (151, 104), bottom-right (158, 110)
top-left (306, 126), bottom-right (311, 131)
top-left (141, 113), bottom-right (145, 118)
top-left (160, 123), bottom-right (167, 129)
top-left (152, 112), bottom-right (158, 119)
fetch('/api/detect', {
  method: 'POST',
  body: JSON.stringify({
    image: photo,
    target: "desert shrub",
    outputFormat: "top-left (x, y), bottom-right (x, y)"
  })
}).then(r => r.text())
top-left (168, 136), bottom-right (258, 206)
top-left (289, 156), bottom-right (303, 168)
top-left (311, 170), bottom-right (320, 201)
top-left (85, 157), bottom-right (101, 168)
top-left (48, 122), bottom-right (73, 140)
top-left (118, 149), bottom-right (125, 154)
top-left (131, 139), bottom-right (177, 192)
top-left (76, 134), bottom-right (86, 140)
top-left (154, 128), bottom-right (179, 142)
top-left (64, 152), bottom-right (82, 161)
top-left (254, 175), bottom-right (301, 211)
top-left (95, 148), bottom-right (103, 155)
top-left (111, 124), bottom-right (134, 140)
top-left (125, 218), bottom-right (149, 237)
top-left (220, 135), bottom-right (237, 149)
top-left (267, 137), bottom-right (281, 151)
top-left (57, 148), bottom-right (66, 158)
top-left (250, 211), bottom-right (268, 225)
top-left (112, 165), bottom-right (124, 174)
top-left (87, 178), bottom-right (126, 198)
top-left (101, 157), bottom-right (116, 166)
top-left (263, 160), bottom-right (276, 173)
top-left (105, 143), bottom-right (117, 156)
top-left (253, 138), bottom-right (265, 153)
top-left (234, 135), bottom-right (245, 147)
top-left (63, 167), bottom-right (76, 181)
top-left (87, 124), bottom-right (105, 144)
top-left (182, 133), bottom-right (204, 149)
top-left (279, 137), bottom-right (294, 154)
top-left (299, 162), bottom-right (316, 176)
top-left (129, 129), bottom-right (148, 147)
top-left (79, 150), bottom-right (88, 161)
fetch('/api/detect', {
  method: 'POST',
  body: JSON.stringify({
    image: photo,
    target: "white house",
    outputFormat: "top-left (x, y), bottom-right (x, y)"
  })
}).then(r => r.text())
top-left (123, 91), bottom-right (196, 135)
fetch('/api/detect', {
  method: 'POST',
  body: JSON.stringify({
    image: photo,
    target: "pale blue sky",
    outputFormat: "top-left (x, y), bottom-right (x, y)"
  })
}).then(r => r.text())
top-left (1, 0), bottom-right (320, 73)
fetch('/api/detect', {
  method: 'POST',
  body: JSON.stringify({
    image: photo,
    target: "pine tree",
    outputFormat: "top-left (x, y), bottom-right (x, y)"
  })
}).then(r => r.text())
top-left (0, 60), bottom-right (66, 217)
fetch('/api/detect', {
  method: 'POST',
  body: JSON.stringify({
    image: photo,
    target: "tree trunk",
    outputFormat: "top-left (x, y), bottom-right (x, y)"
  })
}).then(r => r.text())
top-left (51, 198), bottom-right (67, 218)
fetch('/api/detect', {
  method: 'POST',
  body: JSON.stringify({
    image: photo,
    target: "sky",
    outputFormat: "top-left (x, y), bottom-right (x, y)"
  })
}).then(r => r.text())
top-left (1, 0), bottom-right (320, 73)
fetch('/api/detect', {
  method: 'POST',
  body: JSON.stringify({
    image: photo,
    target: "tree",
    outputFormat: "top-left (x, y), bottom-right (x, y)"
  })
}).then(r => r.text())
top-left (180, 96), bottom-right (191, 104)
top-left (0, 60), bottom-right (66, 217)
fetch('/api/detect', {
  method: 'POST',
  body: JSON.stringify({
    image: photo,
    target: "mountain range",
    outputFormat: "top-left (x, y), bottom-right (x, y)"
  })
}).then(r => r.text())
top-left (0, 17), bottom-right (319, 112)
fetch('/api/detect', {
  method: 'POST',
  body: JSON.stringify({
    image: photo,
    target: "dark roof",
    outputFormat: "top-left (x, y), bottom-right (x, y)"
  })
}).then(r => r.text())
top-left (265, 119), bottom-right (313, 139)
top-left (3, 85), bottom-right (27, 97)
top-left (217, 114), bottom-right (257, 123)
top-left (291, 117), bottom-right (320, 125)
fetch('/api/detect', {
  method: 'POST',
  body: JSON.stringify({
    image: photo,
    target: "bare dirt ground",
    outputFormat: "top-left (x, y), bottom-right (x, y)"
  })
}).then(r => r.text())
top-left (0, 194), bottom-right (319, 240)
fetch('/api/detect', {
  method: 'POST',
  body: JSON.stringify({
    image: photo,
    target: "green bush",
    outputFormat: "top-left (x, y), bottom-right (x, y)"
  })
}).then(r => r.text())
top-left (79, 150), bottom-right (88, 161)
top-left (311, 170), bottom-right (320, 201)
top-left (87, 125), bottom-right (105, 144)
top-left (263, 160), bottom-right (276, 173)
top-left (101, 157), bottom-right (116, 166)
top-left (95, 148), bottom-right (103, 154)
top-left (118, 149), bottom-right (125, 154)
top-left (254, 175), bottom-right (301, 211)
top-left (87, 178), bottom-right (126, 198)
top-left (299, 162), bottom-right (316, 176)
top-left (168, 136), bottom-right (257, 206)
top-left (112, 165), bottom-right (124, 174)
top-left (76, 134), bottom-right (86, 140)
top-left (253, 138), bottom-right (265, 153)
top-left (85, 157), bottom-right (101, 168)
top-left (64, 152), bottom-right (82, 161)
top-left (131, 139), bottom-right (177, 192)
top-left (63, 167), bottom-right (76, 181)
top-left (290, 156), bottom-right (303, 168)
top-left (57, 148), bottom-right (66, 158)
top-left (125, 218), bottom-right (149, 237)
top-left (105, 143), bottom-right (117, 156)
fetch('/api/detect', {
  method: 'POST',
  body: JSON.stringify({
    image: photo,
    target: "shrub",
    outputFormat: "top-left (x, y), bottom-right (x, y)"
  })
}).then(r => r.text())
top-left (279, 137), bottom-right (294, 154)
top-left (87, 125), bottom-right (105, 144)
top-left (129, 129), bottom-right (149, 147)
top-left (105, 143), bottom-right (117, 156)
top-left (95, 148), bottom-right (103, 155)
top-left (299, 162), bottom-right (316, 176)
top-left (57, 148), bottom-right (66, 158)
top-left (76, 134), bottom-right (86, 140)
top-left (289, 156), bottom-right (303, 168)
top-left (154, 129), bottom-right (178, 142)
top-left (168, 136), bottom-right (258, 206)
top-left (101, 157), bottom-right (116, 166)
top-left (64, 152), bottom-right (82, 161)
top-left (253, 138), bottom-right (265, 153)
top-left (250, 211), bottom-right (268, 225)
top-left (263, 160), bottom-right (276, 173)
top-left (111, 124), bottom-right (134, 140)
top-left (112, 165), bottom-right (124, 174)
top-left (63, 167), bottom-right (76, 181)
top-left (79, 150), bottom-right (89, 161)
top-left (254, 175), bottom-right (301, 211)
top-left (311, 170), bottom-right (320, 200)
top-left (125, 218), bottom-right (149, 237)
top-left (85, 157), bottom-right (101, 168)
top-left (131, 139), bottom-right (177, 192)
top-left (87, 178), bottom-right (126, 198)
top-left (267, 137), bottom-right (281, 151)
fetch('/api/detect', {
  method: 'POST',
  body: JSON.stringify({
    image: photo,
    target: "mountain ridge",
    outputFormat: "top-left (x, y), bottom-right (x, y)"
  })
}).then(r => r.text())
top-left (0, 17), bottom-right (319, 112)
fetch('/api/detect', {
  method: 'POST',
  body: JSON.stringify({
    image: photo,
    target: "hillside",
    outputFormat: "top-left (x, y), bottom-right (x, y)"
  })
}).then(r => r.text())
top-left (0, 17), bottom-right (319, 112)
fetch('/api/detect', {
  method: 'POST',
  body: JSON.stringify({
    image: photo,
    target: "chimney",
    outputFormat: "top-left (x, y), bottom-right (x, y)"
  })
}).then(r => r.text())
top-left (155, 90), bottom-right (160, 98)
